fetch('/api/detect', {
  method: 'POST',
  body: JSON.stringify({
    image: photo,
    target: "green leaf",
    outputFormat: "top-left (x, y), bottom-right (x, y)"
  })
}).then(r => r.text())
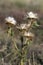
top-left (33, 21), bottom-right (40, 27)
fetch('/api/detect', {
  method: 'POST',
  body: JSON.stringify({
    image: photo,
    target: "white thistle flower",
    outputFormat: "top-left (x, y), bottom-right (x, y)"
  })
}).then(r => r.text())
top-left (5, 16), bottom-right (17, 25)
top-left (24, 32), bottom-right (34, 38)
top-left (26, 11), bottom-right (38, 19)
top-left (16, 24), bottom-right (27, 30)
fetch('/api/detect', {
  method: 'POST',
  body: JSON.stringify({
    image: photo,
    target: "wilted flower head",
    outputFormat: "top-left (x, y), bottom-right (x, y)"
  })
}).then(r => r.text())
top-left (5, 16), bottom-right (17, 25)
top-left (26, 11), bottom-right (38, 19)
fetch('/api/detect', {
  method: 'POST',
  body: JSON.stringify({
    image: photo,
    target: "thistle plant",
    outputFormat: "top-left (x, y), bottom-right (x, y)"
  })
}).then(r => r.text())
top-left (16, 12), bottom-right (39, 65)
top-left (3, 12), bottom-right (39, 65)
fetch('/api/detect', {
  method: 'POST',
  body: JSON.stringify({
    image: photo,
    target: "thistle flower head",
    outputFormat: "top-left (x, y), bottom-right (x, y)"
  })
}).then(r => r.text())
top-left (5, 16), bottom-right (17, 25)
top-left (26, 11), bottom-right (38, 19)
top-left (24, 32), bottom-right (34, 38)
